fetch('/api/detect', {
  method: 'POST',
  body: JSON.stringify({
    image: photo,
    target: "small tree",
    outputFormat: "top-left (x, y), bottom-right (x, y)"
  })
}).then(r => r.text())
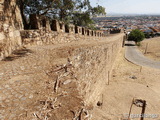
top-left (128, 29), bottom-right (145, 44)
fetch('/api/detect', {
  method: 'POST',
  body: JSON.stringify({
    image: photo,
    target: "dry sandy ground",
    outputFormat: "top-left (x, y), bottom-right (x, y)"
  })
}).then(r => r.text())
top-left (92, 48), bottom-right (160, 120)
top-left (138, 37), bottom-right (160, 61)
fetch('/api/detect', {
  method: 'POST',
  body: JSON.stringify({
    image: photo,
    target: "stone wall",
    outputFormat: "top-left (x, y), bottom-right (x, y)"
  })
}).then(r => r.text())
top-left (0, 1), bottom-right (106, 60)
top-left (20, 17), bottom-right (105, 47)
top-left (0, 1), bottom-right (126, 119)
top-left (0, 33), bottom-right (124, 119)
top-left (0, 0), bottom-right (23, 60)
top-left (71, 35), bottom-right (124, 105)
top-left (20, 28), bottom-right (105, 46)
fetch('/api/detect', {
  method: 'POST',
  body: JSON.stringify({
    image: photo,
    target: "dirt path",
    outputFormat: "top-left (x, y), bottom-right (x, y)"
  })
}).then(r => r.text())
top-left (125, 41), bottom-right (160, 69)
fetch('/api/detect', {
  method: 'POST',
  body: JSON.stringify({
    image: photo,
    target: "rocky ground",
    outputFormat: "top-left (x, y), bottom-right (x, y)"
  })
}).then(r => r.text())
top-left (0, 46), bottom-right (89, 120)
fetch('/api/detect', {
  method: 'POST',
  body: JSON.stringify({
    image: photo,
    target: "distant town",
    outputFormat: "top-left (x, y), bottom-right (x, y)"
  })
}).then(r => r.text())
top-left (93, 15), bottom-right (160, 37)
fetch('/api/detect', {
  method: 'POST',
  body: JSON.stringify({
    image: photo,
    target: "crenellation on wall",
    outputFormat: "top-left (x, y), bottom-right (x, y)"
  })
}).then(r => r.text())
top-left (65, 24), bottom-right (73, 34)
top-left (58, 21), bottom-right (65, 32)
top-left (84, 29), bottom-right (87, 36)
top-left (0, 33), bottom-right (125, 120)
top-left (0, 0), bottom-right (125, 102)
top-left (18, 15), bottom-right (107, 47)
top-left (0, 1), bottom-right (127, 119)
top-left (77, 26), bottom-right (83, 35)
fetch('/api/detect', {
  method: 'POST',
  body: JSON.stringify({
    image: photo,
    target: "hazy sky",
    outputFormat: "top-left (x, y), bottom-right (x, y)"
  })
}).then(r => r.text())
top-left (90, 0), bottom-right (160, 14)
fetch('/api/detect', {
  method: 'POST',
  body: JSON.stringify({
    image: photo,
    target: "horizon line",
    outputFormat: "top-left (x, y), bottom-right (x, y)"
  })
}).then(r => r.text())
top-left (106, 12), bottom-right (160, 15)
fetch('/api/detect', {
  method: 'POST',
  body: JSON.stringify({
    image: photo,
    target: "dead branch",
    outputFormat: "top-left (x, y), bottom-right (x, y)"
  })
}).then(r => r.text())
top-left (71, 108), bottom-right (84, 120)
top-left (54, 76), bottom-right (60, 93)
top-left (54, 71), bottom-right (70, 93)
top-left (33, 112), bottom-right (42, 119)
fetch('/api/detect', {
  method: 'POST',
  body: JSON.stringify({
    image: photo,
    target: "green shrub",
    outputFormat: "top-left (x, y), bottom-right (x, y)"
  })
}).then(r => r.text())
top-left (128, 29), bottom-right (145, 44)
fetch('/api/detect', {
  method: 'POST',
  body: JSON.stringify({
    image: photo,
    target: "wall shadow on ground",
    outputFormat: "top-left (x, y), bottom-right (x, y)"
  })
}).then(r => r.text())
top-left (2, 48), bottom-right (33, 61)
top-left (125, 43), bottom-right (135, 46)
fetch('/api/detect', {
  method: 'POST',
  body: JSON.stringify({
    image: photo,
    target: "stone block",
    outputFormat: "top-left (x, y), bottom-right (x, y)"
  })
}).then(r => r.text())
top-left (59, 22), bottom-right (65, 32)
top-left (0, 32), bottom-right (5, 41)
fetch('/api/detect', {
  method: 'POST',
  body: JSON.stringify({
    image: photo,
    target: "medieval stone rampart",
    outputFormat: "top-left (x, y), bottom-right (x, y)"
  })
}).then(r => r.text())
top-left (0, 1), bottom-right (126, 119)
